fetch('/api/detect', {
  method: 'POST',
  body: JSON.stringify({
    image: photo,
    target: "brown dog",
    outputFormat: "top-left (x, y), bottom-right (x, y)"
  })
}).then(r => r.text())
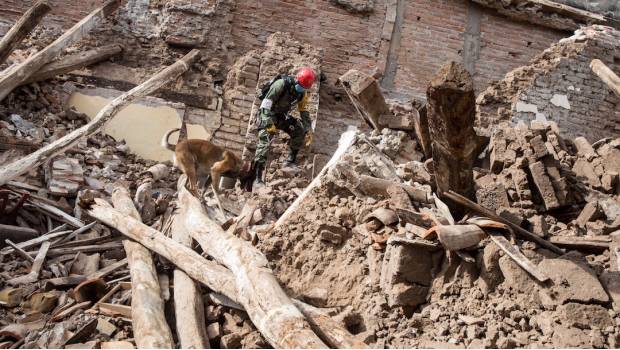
top-left (161, 128), bottom-right (242, 196)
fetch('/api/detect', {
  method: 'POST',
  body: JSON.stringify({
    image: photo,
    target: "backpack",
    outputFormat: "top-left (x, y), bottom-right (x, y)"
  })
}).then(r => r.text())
top-left (257, 74), bottom-right (293, 100)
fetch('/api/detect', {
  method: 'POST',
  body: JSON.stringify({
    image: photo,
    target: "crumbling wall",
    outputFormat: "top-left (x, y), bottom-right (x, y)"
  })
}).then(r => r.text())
top-left (477, 25), bottom-right (620, 142)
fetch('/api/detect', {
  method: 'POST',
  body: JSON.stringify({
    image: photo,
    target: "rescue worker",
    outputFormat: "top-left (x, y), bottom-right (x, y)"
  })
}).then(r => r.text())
top-left (253, 67), bottom-right (316, 187)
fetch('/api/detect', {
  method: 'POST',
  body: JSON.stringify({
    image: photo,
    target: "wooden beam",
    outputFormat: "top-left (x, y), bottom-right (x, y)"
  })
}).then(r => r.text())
top-left (110, 184), bottom-right (173, 349)
top-left (426, 61), bottom-right (477, 204)
top-left (7, 241), bottom-right (50, 285)
top-left (171, 213), bottom-right (210, 348)
top-left (590, 59), bottom-right (620, 98)
top-left (443, 190), bottom-right (564, 254)
top-left (0, 49), bottom-right (200, 186)
top-left (177, 176), bottom-right (326, 349)
top-left (22, 44), bottom-right (123, 85)
top-left (0, 0), bottom-right (51, 64)
top-left (0, 0), bottom-right (121, 101)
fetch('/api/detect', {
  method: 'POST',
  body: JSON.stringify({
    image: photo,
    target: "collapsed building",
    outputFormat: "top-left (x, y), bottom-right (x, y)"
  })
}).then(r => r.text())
top-left (0, 0), bottom-right (619, 349)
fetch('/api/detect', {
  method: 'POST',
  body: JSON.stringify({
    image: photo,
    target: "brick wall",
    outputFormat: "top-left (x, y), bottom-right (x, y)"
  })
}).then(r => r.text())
top-left (477, 25), bottom-right (620, 142)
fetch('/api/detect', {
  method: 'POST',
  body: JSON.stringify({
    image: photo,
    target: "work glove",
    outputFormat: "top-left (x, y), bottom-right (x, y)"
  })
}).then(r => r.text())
top-left (266, 124), bottom-right (277, 135)
top-left (304, 129), bottom-right (313, 147)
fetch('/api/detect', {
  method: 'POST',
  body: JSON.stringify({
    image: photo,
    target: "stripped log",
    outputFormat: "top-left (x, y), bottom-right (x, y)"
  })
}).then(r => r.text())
top-left (0, 0), bottom-right (120, 101)
top-left (0, 49), bottom-right (200, 186)
top-left (22, 44), bottom-right (123, 85)
top-left (178, 177), bottom-right (326, 349)
top-left (171, 213), bottom-right (210, 348)
top-left (590, 59), bottom-right (620, 97)
top-left (111, 184), bottom-right (173, 349)
top-left (88, 202), bottom-right (364, 349)
top-left (0, 224), bottom-right (38, 242)
top-left (426, 61), bottom-right (477, 203)
top-left (0, 0), bottom-right (51, 64)
top-left (274, 130), bottom-right (358, 232)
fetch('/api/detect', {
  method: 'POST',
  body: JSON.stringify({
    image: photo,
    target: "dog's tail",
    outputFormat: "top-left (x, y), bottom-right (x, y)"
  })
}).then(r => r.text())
top-left (161, 128), bottom-right (180, 151)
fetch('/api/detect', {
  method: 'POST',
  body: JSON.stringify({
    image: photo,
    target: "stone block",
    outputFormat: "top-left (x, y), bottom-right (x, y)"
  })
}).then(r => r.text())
top-left (556, 303), bottom-right (612, 329)
top-left (538, 255), bottom-right (609, 306)
top-left (573, 136), bottom-right (597, 160)
top-left (380, 242), bottom-right (434, 307)
top-left (475, 182), bottom-right (510, 210)
top-left (572, 158), bottom-right (602, 188)
top-left (528, 161), bottom-right (560, 210)
top-left (575, 201), bottom-right (601, 228)
top-left (529, 135), bottom-right (548, 159)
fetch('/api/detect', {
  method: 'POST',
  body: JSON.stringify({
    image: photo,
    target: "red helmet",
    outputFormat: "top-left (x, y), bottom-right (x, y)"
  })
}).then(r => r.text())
top-left (296, 67), bottom-right (316, 89)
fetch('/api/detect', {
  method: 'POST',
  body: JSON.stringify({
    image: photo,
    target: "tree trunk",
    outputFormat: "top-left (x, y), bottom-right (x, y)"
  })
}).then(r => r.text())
top-left (88, 202), bottom-right (364, 349)
top-left (110, 185), bottom-right (173, 349)
top-left (426, 61), bottom-right (477, 203)
top-left (590, 59), bottom-right (620, 97)
top-left (0, 0), bottom-right (51, 64)
top-left (177, 178), bottom-right (326, 349)
top-left (171, 214), bottom-right (210, 348)
top-left (22, 44), bottom-right (123, 85)
top-left (0, 0), bottom-right (120, 101)
top-left (0, 49), bottom-right (200, 186)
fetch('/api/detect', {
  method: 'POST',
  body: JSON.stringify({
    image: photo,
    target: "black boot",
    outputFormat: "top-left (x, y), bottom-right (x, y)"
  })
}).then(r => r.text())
top-left (284, 149), bottom-right (298, 166)
top-left (253, 162), bottom-right (265, 188)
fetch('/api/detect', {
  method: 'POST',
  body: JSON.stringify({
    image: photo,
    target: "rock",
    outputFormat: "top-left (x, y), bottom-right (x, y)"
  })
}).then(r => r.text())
top-left (96, 318), bottom-right (117, 337)
top-left (573, 158), bottom-right (602, 188)
top-left (318, 223), bottom-right (347, 245)
top-left (551, 325), bottom-right (589, 348)
top-left (0, 287), bottom-right (25, 307)
top-left (475, 181), bottom-right (510, 210)
top-left (220, 333), bottom-right (242, 349)
top-left (206, 323), bottom-right (221, 341)
top-left (601, 172), bottom-right (619, 193)
top-left (100, 341), bottom-right (135, 349)
top-left (598, 143), bottom-right (620, 173)
top-left (599, 271), bottom-right (620, 311)
top-left (575, 201), bottom-right (602, 228)
top-left (530, 135), bottom-right (548, 159)
top-left (301, 287), bottom-right (328, 307)
top-left (556, 303), bottom-right (613, 329)
top-left (573, 136), bottom-right (597, 161)
top-left (538, 255), bottom-right (609, 306)
top-left (498, 255), bottom-right (539, 298)
top-left (478, 242), bottom-right (504, 293)
top-left (241, 331), bottom-right (267, 349)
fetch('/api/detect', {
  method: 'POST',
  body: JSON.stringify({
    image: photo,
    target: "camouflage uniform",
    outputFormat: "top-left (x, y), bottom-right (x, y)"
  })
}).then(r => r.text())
top-left (254, 76), bottom-right (311, 165)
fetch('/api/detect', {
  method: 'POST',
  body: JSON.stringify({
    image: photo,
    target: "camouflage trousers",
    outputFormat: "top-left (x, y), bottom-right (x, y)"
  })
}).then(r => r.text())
top-left (254, 113), bottom-right (305, 164)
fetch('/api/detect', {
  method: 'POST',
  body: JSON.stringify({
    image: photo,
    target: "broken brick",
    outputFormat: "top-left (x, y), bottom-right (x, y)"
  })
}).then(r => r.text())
top-left (529, 161), bottom-right (560, 210)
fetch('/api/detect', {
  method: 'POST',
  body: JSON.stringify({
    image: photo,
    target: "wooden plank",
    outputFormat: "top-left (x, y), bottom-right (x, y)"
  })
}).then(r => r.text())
top-left (7, 241), bottom-right (50, 285)
top-left (488, 232), bottom-right (549, 282)
top-left (88, 258), bottom-right (128, 280)
top-left (5, 239), bottom-right (34, 262)
top-left (98, 303), bottom-right (132, 318)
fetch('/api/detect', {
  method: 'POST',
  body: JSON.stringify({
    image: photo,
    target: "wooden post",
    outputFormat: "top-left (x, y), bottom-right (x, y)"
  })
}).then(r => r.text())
top-left (110, 185), bottom-right (173, 349)
top-left (177, 178), bottom-right (327, 349)
top-left (0, 0), bottom-right (51, 64)
top-left (590, 59), bottom-right (620, 98)
top-left (0, 0), bottom-right (121, 101)
top-left (0, 49), bottom-right (200, 186)
top-left (88, 202), bottom-right (364, 349)
top-left (426, 61), bottom-right (477, 202)
top-left (22, 44), bottom-right (123, 85)
top-left (171, 214), bottom-right (210, 348)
